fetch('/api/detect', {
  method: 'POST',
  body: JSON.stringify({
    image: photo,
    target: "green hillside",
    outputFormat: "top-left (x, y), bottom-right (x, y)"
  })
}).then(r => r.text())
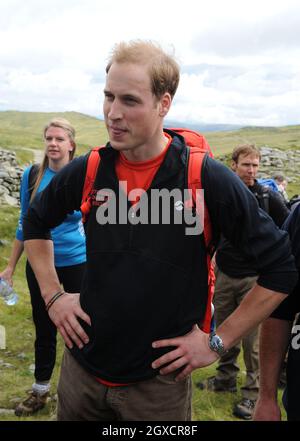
top-left (1, 111), bottom-right (300, 192)
top-left (0, 111), bottom-right (108, 162)
top-left (0, 111), bottom-right (300, 156)
top-left (1, 110), bottom-right (300, 158)
top-left (205, 125), bottom-right (300, 156)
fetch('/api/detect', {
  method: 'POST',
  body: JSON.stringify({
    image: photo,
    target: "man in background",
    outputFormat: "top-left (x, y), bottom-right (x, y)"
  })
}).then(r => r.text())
top-left (198, 145), bottom-right (290, 420)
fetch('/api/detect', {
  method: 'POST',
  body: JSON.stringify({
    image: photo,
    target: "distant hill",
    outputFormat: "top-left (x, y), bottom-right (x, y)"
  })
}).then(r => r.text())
top-left (0, 111), bottom-right (108, 159)
top-left (0, 110), bottom-right (299, 161)
top-left (164, 120), bottom-right (243, 132)
top-left (164, 119), bottom-right (300, 155)
top-left (204, 124), bottom-right (300, 156)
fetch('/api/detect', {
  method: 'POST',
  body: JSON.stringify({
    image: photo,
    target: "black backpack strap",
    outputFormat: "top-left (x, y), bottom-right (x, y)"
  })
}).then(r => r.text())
top-left (255, 187), bottom-right (270, 214)
top-left (28, 164), bottom-right (40, 196)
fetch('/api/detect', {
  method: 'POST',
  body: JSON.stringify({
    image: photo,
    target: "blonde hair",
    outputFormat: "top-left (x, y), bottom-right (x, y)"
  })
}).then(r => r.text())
top-left (106, 40), bottom-right (180, 99)
top-left (30, 118), bottom-right (76, 201)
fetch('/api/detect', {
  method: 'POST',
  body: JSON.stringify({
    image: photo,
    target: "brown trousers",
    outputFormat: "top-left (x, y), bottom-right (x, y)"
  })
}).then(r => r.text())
top-left (57, 349), bottom-right (192, 421)
top-left (213, 267), bottom-right (259, 400)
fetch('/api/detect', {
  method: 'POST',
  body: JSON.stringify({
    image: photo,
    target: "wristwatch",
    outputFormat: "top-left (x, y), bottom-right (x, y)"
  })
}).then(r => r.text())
top-left (208, 331), bottom-right (227, 356)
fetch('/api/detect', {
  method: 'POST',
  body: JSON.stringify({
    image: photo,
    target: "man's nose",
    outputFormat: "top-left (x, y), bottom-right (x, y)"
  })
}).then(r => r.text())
top-left (108, 100), bottom-right (122, 120)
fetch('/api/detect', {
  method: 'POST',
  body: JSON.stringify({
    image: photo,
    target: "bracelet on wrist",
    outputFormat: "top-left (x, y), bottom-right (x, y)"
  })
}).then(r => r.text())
top-left (45, 290), bottom-right (65, 312)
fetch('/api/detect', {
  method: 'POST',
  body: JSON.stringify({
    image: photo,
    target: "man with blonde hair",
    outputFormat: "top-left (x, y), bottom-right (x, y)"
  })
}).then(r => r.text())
top-left (23, 40), bottom-right (297, 421)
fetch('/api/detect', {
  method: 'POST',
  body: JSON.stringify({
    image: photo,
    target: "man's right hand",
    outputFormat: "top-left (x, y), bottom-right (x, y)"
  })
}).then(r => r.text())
top-left (47, 293), bottom-right (91, 349)
top-left (253, 397), bottom-right (281, 421)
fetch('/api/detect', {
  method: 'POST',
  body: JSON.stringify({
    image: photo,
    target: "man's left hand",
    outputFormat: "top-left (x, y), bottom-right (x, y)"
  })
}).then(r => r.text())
top-left (152, 324), bottom-right (218, 381)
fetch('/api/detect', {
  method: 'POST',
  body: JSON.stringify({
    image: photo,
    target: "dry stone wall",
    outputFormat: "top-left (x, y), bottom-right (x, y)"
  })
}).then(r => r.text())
top-left (257, 147), bottom-right (300, 183)
top-left (0, 149), bottom-right (24, 206)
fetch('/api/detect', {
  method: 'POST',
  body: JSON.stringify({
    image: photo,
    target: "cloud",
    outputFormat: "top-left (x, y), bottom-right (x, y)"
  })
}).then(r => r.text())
top-left (168, 60), bottom-right (300, 126)
top-left (0, 65), bottom-right (104, 116)
top-left (0, 0), bottom-right (299, 126)
top-left (191, 2), bottom-right (300, 57)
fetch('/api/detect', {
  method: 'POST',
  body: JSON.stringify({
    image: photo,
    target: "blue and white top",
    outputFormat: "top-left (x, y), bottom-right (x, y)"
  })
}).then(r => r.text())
top-left (16, 165), bottom-right (86, 267)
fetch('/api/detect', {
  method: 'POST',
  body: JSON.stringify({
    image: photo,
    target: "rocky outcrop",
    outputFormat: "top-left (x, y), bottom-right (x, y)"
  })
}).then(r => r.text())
top-left (0, 149), bottom-right (24, 206)
top-left (258, 147), bottom-right (300, 183)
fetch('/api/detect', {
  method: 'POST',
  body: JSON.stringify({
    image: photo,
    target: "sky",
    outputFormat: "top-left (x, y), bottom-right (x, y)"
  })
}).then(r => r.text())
top-left (1, 0), bottom-right (300, 126)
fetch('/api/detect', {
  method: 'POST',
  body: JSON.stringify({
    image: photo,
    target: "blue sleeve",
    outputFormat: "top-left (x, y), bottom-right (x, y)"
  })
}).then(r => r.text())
top-left (16, 166), bottom-right (33, 241)
top-left (23, 155), bottom-right (88, 241)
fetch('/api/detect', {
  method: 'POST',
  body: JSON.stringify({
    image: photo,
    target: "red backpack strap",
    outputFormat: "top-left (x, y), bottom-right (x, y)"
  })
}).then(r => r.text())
top-left (187, 147), bottom-right (215, 334)
top-left (170, 127), bottom-right (215, 333)
top-left (81, 146), bottom-right (102, 222)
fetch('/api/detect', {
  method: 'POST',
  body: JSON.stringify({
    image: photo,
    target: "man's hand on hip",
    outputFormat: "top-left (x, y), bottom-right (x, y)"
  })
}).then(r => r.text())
top-left (152, 325), bottom-right (218, 381)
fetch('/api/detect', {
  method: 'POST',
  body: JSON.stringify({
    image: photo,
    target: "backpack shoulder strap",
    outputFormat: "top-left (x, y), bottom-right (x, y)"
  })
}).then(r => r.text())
top-left (170, 128), bottom-right (213, 248)
top-left (255, 185), bottom-right (270, 214)
top-left (81, 146), bottom-right (103, 222)
top-left (187, 148), bottom-right (213, 252)
top-left (28, 163), bottom-right (40, 196)
top-left (186, 147), bottom-right (215, 334)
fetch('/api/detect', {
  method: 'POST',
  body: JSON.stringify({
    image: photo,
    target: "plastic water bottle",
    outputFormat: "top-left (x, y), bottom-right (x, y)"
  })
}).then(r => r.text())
top-left (0, 278), bottom-right (18, 305)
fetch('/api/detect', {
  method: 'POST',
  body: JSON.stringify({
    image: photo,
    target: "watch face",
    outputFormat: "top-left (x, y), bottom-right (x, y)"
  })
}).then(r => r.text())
top-left (209, 333), bottom-right (225, 355)
top-left (211, 335), bottom-right (220, 349)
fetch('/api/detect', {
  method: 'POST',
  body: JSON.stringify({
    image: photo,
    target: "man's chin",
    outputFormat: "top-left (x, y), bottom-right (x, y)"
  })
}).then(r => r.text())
top-left (246, 180), bottom-right (255, 186)
top-left (109, 141), bottom-right (127, 151)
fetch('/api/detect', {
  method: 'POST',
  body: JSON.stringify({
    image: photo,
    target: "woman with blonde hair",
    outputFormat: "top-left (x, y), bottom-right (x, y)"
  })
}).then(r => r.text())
top-left (0, 118), bottom-right (86, 416)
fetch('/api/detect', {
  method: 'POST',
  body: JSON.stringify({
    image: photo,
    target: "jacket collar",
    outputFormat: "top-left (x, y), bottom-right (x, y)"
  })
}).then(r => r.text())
top-left (99, 130), bottom-right (188, 189)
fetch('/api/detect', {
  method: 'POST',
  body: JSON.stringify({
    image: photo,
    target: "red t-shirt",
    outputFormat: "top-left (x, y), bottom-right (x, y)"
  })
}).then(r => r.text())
top-left (116, 133), bottom-right (172, 204)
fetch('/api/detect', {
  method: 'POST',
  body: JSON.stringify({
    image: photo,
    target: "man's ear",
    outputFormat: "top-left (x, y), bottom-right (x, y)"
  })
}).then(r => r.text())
top-left (231, 160), bottom-right (237, 171)
top-left (158, 93), bottom-right (172, 117)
